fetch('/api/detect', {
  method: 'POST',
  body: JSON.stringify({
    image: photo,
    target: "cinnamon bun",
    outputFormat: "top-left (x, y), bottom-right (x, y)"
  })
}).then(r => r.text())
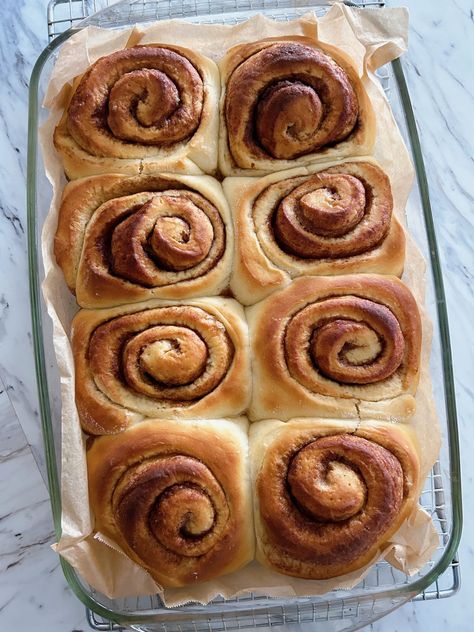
top-left (72, 298), bottom-right (250, 434)
top-left (54, 45), bottom-right (219, 178)
top-left (87, 418), bottom-right (254, 586)
top-left (247, 275), bottom-right (421, 421)
top-left (224, 159), bottom-right (404, 305)
top-left (54, 173), bottom-right (232, 307)
top-left (250, 418), bottom-right (420, 579)
top-left (219, 37), bottom-right (375, 175)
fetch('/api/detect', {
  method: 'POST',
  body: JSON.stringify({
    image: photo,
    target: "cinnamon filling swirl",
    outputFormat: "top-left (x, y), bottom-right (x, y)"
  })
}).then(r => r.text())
top-left (88, 306), bottom-right (234, 404)
top-left (225, 42), bottom-right (359, 165)
top-left (67, 46), bottom-right (204, 158)
top-left (93, 190), bottom-right (225, 288)
top-left (113, 455), bottom-right (229, 559)
top-left (285, 296), bottom-right (405, 387)
top-left (258, 433), bottom-right (408, 574)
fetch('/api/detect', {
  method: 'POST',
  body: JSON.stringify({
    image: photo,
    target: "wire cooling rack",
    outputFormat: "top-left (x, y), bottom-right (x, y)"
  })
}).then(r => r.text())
top-left (47, 0), bottom-right (389, 38)
top-left (44, 1), bottom-right (460, 629)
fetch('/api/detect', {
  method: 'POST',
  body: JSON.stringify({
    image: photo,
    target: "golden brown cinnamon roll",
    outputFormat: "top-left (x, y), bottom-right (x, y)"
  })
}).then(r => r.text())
top-left (72, 298), bottom-right (250, 434)
top-left (87, 418), bottom-right (254, 587)
top-left (219, 37), bottom-right (375, 175)
top-left (54, 45), bottom-right (219, 178)
top-left (250, 419), bottom-right (420, 579)
top-left (247, 275), bottom-right (421, 421)
top-left (54, 174), bottom-right (232, 308)
top-left (224, 159), bottom-right (405, 305)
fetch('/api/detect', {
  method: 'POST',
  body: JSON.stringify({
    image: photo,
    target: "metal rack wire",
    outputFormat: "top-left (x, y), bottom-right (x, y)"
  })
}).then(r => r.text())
top-left (47, 0), bottom-right (388, 39)
top-left (44, 1), bottom-right (460, 629)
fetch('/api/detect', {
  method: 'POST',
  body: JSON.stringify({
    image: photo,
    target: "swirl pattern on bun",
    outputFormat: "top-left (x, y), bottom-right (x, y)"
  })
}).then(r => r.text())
top-left (225, 159), bottom-right (405, 305)
top-left (72, 298), bottom-right (250, 434)
top-left (247, 275), bottom-right (421, 421)
top-left (54, 45), bottom-right (220, 177)
top-left (87, 419), bottom-right (254, 587)
top-left (219, 38), bottom-right (375, 175)
top-left (250, 419), bottom-right (420, 579)
top-left (54, 174), bottom-right (232, 308)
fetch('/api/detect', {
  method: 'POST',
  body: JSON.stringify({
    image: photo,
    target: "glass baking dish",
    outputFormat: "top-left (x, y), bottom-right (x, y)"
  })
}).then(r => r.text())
top-left (27, 1), bottom-right (462, 630)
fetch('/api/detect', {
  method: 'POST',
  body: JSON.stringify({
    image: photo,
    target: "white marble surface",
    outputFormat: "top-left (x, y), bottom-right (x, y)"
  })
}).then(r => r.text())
top-left (0, 0), bottom-right (472, 630)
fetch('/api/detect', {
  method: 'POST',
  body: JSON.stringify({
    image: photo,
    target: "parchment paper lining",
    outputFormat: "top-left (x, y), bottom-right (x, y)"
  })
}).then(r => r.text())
top-left (39, 4), bottom-right (441, 606)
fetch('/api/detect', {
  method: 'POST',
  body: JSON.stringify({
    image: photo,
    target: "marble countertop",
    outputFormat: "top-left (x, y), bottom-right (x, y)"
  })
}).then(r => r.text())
top-left (0, 0), bottom-right (472, 630)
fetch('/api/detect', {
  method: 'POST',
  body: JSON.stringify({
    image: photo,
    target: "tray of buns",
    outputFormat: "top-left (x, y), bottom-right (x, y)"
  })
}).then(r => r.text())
top-left (27, 1), bottom-right (461, 630)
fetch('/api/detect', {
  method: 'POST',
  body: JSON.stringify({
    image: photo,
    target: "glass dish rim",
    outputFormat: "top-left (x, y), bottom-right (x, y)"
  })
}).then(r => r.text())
top-left (26, 12), bottom-right (462, 628)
